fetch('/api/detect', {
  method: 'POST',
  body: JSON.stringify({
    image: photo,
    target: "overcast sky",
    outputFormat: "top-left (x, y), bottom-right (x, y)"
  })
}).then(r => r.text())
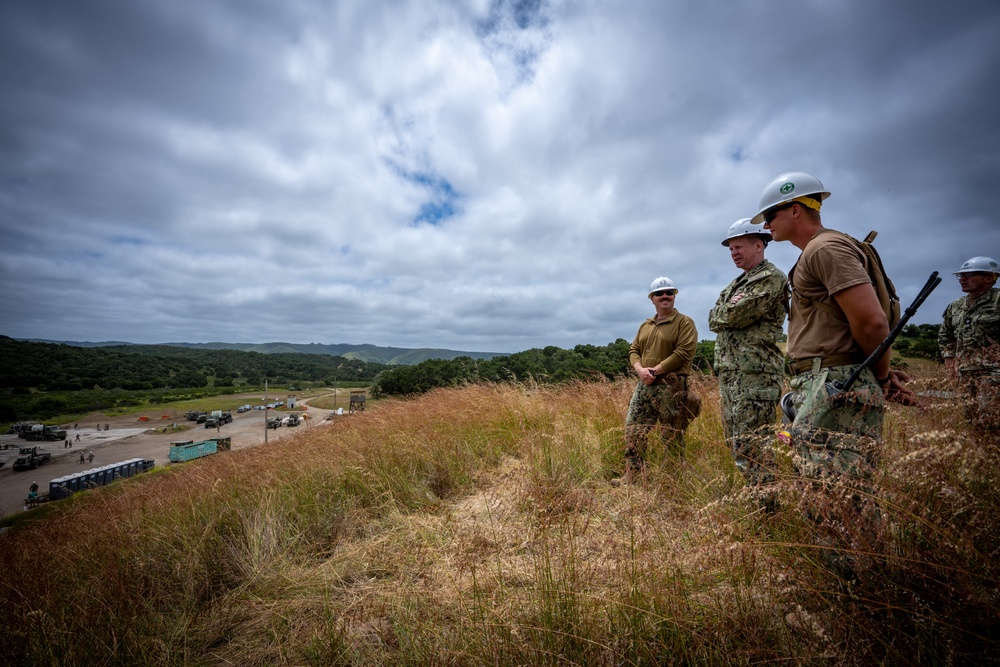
top-left (2, 0), bottom-right (998, 354)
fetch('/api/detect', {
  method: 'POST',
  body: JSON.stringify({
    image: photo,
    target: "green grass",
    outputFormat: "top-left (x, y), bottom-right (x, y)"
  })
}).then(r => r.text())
top-left (0, 373), bottom-right (997, 665)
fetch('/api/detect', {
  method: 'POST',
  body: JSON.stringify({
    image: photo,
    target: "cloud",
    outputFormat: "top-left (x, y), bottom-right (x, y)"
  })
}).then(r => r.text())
top-left (1, 0), bottom-right (998, 352)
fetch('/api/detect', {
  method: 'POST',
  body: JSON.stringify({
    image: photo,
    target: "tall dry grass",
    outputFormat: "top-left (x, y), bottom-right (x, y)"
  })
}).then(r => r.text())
top-left (0, 371), bottom-right (997, 666)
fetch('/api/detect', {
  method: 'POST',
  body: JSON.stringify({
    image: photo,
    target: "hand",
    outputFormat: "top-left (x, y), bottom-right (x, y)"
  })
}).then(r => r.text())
top-left (638, 367), bottom-right (658, 386)
top-left (883, 369), bottom-right (918, 406)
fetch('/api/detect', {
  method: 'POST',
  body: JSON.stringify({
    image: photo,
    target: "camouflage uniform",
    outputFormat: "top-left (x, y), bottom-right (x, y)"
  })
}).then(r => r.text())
top-left (939, 288), bottom-right (1000, 433)
top-left (624, 375), bottom-right (692, 462)
top-left (709, 259), bottom-right (788, 484)
top-left (785, 361), bottom-right (884, 481)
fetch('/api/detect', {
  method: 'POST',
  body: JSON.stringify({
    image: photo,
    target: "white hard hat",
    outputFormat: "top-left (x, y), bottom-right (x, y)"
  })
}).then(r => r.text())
top-left (954, 256), bottom-right (999, 275)
top-left (648, 276), bottom-right (677, 296)
top-left (722, 218), bottom-right (771, 247)
top-left (751, 171), bottom-right (831, 224)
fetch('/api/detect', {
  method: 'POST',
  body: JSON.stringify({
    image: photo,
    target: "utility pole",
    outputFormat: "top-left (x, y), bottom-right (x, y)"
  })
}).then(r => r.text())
top-left (264, 379), bottom-right (269, 444)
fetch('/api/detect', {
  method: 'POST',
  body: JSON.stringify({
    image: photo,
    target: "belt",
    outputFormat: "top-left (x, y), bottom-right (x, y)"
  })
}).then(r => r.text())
top-left (789, 354), bottom-right (862, 375)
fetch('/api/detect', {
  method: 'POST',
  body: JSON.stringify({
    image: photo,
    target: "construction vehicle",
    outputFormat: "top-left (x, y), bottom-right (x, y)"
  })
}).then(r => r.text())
top-left (12, 446), bottom-right (53, 471)
top-left (17, 423), bottom-right (68, 442)
top-left (267, 416), bottom-right (282, 429)
top-left (285, 414), bottom-right (301, 427)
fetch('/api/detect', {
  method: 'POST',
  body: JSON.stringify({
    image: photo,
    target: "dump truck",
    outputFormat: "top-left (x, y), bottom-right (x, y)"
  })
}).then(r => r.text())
top-left (20, 424), bottom-right (69, 442)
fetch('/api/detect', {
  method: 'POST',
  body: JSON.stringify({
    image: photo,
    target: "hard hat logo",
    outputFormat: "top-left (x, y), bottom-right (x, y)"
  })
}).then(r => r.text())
top-left (779, 182), bottom-right (795, 195)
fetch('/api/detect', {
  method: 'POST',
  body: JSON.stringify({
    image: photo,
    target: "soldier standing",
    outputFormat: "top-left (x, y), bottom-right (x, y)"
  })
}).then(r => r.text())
top-left (939, 256), bottom-right (1000, 436)
top-left (753, 171), bottom-right (916, 481)
top-left (709, 219), bottom-right (788, 486)
top-left (613, 276), bottom-right (699, 486)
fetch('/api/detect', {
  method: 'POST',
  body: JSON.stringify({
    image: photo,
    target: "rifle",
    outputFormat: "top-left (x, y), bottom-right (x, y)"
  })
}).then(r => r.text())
top-left (780, 271), bottom-right (942, 422)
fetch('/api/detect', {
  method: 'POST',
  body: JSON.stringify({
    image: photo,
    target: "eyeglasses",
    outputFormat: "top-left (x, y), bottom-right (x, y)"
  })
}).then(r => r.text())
top-left (957, 272), bottom-right (994, 279)
top-left (763, 203), bottom-right (792, 224)
top-left (652, 290), bottom-right (677, 297)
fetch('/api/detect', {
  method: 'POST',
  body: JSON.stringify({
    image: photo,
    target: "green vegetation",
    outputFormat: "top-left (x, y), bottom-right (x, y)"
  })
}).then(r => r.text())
top-left (892, 323), bottom-right (941, 359)
top-left (0, 365), bottom-right (994, 665)
top-left (372, 339), bottom-right (717, 396)
top-left (0, 336), bottom-right (388, 391)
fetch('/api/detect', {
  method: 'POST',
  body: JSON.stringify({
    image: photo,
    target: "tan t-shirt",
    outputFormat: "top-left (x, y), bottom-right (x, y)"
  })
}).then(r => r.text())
top-left (787, 230), bottom-right (871, 361)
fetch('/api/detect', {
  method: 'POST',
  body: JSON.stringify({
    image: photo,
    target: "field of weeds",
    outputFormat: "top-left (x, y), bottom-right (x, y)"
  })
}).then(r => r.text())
top-left (1, 371), bottom-right (997, 666)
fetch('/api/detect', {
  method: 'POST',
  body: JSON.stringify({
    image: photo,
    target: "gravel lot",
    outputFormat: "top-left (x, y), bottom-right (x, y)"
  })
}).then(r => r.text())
top-left (0, 395), bottom-right (339, 518)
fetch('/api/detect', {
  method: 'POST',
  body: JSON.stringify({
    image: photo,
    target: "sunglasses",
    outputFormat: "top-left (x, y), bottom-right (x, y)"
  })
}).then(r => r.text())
top-left (763, 203), bottom-right (793, 224)
top-left (652, 290), bottom-right (677, 297)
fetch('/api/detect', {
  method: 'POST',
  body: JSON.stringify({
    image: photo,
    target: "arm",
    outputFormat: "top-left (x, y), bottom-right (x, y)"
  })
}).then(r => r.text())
top-left (938, 304), bottom-right (957, 377)
top-left (655, 317), bottom-right (697, 375)
top-left (834, 283), bottom-right (916, 404)
top-left (629, 324), bottom-right (658, 385)
top-left (711, 273), bottom-right (787, 331)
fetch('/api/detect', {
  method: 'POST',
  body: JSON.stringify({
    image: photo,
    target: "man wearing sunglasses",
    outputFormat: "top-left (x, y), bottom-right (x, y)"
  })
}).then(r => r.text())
top-left (612, 276), bottom-right (699, 486)
top-left (709, 219), bottom-right (788, 488)
top-left (939, 256), bottom-right (1000, 436)
top-left (752, 171), bottom-right (915, 482)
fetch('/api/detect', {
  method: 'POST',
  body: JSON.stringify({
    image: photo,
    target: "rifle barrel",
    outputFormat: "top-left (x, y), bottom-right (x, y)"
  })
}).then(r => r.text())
top-left (839, 271), bottom-right (941, 393)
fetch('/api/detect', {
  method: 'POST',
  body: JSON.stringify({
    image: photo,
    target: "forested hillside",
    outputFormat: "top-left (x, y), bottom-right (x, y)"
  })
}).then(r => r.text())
top-left (21, 338), bottom-right (506, 365)
top-left (0, 337), bottom-right (387, 391)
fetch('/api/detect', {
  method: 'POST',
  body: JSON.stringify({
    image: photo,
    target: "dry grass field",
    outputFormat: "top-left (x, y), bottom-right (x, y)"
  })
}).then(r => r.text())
top-left (0, 369), bottom-right (996, 666)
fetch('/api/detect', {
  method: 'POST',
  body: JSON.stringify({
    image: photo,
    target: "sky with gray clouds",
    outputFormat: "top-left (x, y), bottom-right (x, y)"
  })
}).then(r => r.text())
top-left (2, 0), bottom-right (998, 354)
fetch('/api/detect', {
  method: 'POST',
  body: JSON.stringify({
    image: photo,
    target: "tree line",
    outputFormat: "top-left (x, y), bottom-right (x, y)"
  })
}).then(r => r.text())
top-left (370, 340), bottom-right (718, 397)
top-left (369, 326), bottom-right (941, 397)
top-left (0, 337), bottom-right (388, 391)
top-left (0, 326), bottom-right (940, 419)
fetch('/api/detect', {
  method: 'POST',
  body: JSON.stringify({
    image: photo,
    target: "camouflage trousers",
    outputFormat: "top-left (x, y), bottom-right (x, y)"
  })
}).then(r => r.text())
top-left (959, 371), bottom-right (1000, 437)
top-left (624, 376), bottom-right (692, 468)
top-left (785, 363), bottom-right (884, 481)
top-left (719, 371), bottom-right (782, 486)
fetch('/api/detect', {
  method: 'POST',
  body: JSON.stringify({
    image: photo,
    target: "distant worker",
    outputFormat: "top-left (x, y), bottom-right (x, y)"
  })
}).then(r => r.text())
top-left (939, 256), bottom-right (1000, 436)
top-left (75, 433), bottom-right (80, 442)
top-left (613, 276), bottom-right (700, 486)
top-left (708, 218), bottom-right (788, 487)
top-left (80, 452), bottom-right (86, 464)
top-left (28, 481), bottom-right (39, 498)
top-left (88, 451), bottom-right (94, 463)
top-left (753, 171), bottom-right (916, 481)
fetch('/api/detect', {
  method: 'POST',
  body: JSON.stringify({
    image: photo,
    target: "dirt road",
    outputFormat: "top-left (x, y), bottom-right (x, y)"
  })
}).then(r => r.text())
top-left (0, 395), bottom-right (342, 519)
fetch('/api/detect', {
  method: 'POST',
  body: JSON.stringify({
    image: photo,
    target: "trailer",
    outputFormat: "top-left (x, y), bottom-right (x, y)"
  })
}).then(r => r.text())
top-left (48, 458), bottom-right (155, 501)
top-left (168, 437), bottom-right (232, 463)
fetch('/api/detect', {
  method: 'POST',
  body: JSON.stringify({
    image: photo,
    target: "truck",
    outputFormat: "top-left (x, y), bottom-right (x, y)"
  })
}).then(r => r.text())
top-left (19, 424), bottom-right (69, 442)
top-left (168, 437), bottom-right (232, 463)
top-left (12, 446), bottom-right (53, 471)
top-left (267, 417), bottom-right (283, 429)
